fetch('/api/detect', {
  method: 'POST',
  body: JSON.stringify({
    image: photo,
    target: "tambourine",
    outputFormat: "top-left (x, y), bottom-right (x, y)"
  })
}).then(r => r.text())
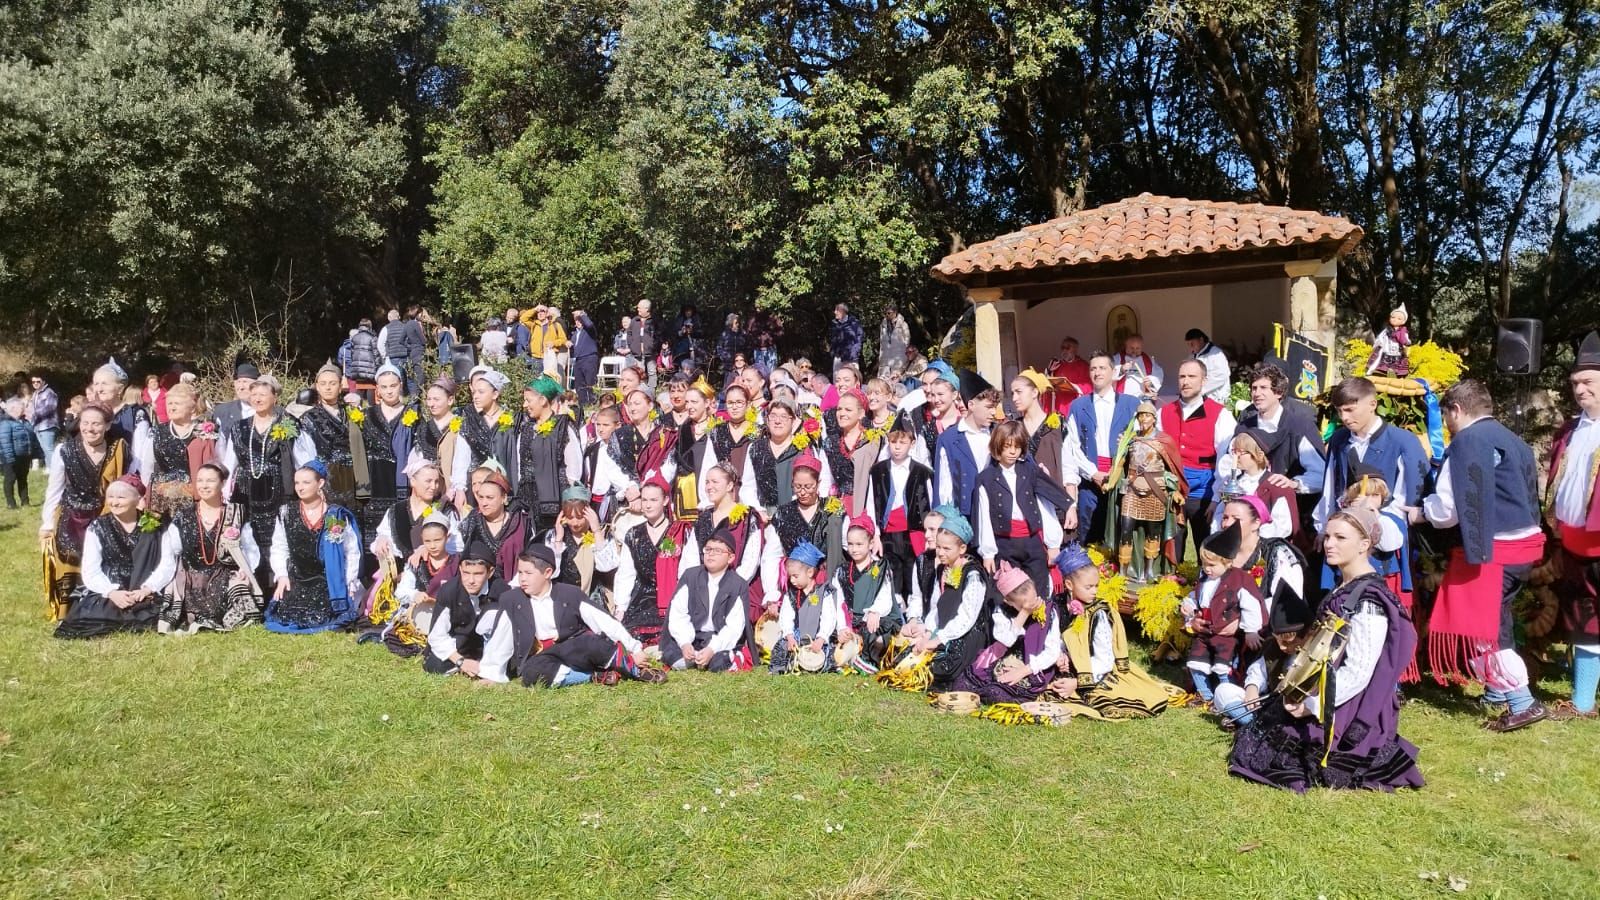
top-left (931, 691), bottom-right (980, 714)
top-left (754, 612), bottom-right (781, 653)
top-left (833, 632), bottom-right (862, 669)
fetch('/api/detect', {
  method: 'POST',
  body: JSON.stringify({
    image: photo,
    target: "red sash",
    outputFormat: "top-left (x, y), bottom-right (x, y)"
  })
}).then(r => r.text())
top-left (1096, 456), bottom-right (1112, 474)
top-left (1008, 518), bottom-right (1034, 539)
top-left (1427, 533), bottom-right (1546, 685)
top-left (1562, 523), bottom-right (1600, 559)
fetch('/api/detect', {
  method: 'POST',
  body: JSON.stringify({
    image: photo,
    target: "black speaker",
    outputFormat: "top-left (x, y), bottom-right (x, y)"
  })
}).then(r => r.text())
top-left (451, 344), bottom-right (477, 384)
top-left (1495, 318), bottom-right (1542, 374)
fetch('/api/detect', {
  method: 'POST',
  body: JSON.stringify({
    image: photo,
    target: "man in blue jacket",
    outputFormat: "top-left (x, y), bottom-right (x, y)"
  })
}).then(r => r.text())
top-left (829, 303), bottom-right (864, 374)
top-left (569, 309), bottom-right (601, 405)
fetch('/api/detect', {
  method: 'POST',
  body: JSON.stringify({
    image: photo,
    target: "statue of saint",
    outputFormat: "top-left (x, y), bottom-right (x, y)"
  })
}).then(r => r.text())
top-left (1104, 401), bottom-right (1188, 582)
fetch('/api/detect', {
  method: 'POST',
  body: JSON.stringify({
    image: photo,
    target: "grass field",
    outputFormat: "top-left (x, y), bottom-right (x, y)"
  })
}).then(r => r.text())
top-left (2, 471), bottom-right (1598, 899)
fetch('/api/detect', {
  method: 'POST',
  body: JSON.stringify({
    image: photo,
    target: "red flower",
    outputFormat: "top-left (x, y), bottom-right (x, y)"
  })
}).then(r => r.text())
top-left (714, 410), bottom-right (730, 424)
top-left (803, 417), bottom-right (821, 435)
top-left (1249, 565), bottom-right (1265, 584)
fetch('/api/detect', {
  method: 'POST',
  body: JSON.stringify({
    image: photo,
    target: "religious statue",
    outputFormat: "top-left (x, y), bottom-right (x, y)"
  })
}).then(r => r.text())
top-left (1365, 303), bottom-right (1412, 378)
top-left (1104, 401), bottom-right (1188, 583)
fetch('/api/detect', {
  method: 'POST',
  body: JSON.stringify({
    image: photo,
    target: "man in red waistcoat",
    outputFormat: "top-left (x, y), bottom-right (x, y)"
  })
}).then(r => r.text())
top-left (1158, 359), bottom-right (1236, 560)
top-left (1548, 331), bottom-right (1600, 720)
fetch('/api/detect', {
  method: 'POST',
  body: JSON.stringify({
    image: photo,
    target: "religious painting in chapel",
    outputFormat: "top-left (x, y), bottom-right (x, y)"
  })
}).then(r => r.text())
top-left (1105, 304), bottom-right (1139, 354)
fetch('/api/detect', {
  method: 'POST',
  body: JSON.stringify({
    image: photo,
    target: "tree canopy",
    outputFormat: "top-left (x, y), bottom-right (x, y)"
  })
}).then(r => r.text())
top-left (2, 0), bottom-right (1597, 365)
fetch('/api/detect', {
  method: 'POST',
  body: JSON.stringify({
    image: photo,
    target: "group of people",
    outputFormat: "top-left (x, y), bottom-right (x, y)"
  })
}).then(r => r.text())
top-left (29, 311), bottom-right (1600, 795)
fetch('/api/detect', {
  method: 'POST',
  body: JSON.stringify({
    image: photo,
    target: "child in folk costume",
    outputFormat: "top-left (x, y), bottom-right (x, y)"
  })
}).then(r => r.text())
top-left (492, 546), bottom-right (666, 688)
top-left (580, 404), bottom-right (632, 521)
top-left (389, 514), bottom-right (458, 620)
top-left (662, 528), bottom-right (756, 672)
top-left (863, 413), bottom-right (934, 606)
top-left (546, 487), bottom-right (619, 596)
top-left (933, 369), bottom-right (1000, 517)
top-left (421, 544), bottom-right (512, 676)
top-left (1179, 523), bottom-right (1259, 707)
top-left (768, 541), bottom-right (842, 674)
top-left (1213, 428), bottom-right (1297, 541)
top-left (975, 420), bottom-right (1073, 599)
top-left (614, 479), bottom-right (691, 647)
top-left (54, 474), bottom-right (175, 639)
top-left (1052, 544), bottom-right (1174, 719)
top-left (833, 515), bottom-right (901, 673)
top-left (953, 561), bottom-right (1063, 705)
top-left (900, 507), bottom-right (991, 692)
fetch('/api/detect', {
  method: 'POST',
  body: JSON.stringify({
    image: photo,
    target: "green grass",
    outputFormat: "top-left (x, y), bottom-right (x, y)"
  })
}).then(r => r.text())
top-left (2, 470), bottom-right (1598, 899)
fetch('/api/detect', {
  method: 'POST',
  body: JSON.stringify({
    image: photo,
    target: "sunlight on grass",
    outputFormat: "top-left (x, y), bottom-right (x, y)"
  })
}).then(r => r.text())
top-left (1, 471), bottom-right (1597, 898)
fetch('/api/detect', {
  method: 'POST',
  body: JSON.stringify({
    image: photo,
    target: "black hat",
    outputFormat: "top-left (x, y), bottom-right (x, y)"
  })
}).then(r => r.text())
top-left (887, 410), bottom-right (917, 436)
top-left (233, 362), bottom-right (260, 380)
top-left (1576, 331), bottom-right (1600, 373)
top-left (522, 544), bottom-right (557, 571)
top-left (1185, 328), bottom-right (1209, 343)
top-left (1201, 521), bottom-right (1241, 560)
top-left (956, 369), bottom-right (994, 404)
top-left (1268, 580), bottom-right (1312, 635)
top-left (704, 527), bottom-right (739, 553)
top-left (461, 542), bottom-right (497, 567)
top-left (1346, 461), bottom-right (1389, 488)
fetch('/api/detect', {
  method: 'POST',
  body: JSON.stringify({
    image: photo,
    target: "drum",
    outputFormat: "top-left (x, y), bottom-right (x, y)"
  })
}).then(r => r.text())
top-left (754, 612), bottom-right (781, 655)
top-left (833, 632), bottom-right (862, 670)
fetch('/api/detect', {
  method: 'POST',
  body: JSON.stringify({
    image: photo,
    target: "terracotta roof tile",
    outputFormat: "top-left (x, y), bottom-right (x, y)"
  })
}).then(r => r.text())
top-left (932, 194), bottom-right (1362, 282)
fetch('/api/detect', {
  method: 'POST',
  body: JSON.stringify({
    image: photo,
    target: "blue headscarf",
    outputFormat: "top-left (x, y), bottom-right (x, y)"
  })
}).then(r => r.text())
top-left (936, 506), bottom-right (973, 545)
top-left (299, 459), bottom-right (330, 481)
top-left (787, 540), bottom-right (825, 568)
top-left (1055, 543), bottom-right (1093, 578)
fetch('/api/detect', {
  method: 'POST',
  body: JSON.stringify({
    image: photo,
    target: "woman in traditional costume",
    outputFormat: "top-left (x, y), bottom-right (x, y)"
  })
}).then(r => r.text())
top-left (409, 375), bottom-right (462, 504)
top-left (617, 387), bottom-right (677, 487)
top-left (356, 363), bottom-right (414, 550)
top-left (899, 507), bottom-right (990, 692)
top-left (614, 479), bottom-right (691, 647)
top-left (1228, 506), bottom-right (1424, 793)
top-left (371, 459), bottom-right (461, 568)
top-left (449, 366), bottom-right (516, 499)
top-left (1053, 544), bottom-right (1176, 719)
top-left (132, 382), bottom-right (219, 513)
top-left (820, 390), bottom-right (876, 515)
top-left (953, 561), bottom-right (1063, 704)
top-left (54, 474), bottom-right (175, 639)
top-left (298, 364), bottom-right (361, 510)
top-left (711, 384), bottom-right (758, 476)
top-left (218, 373), bottom-right (313, 592)
top-left (741, 399), bottom-right (833, 520)
top-left (1010, 368), bottom-right (1069, 487)
top-left (40, 404), bottom-right (129, 620)
top-left (160, 463), bottom-right (260, 632)
top-left (455, 464), bottom-right (529, 582)
top-left (671, 377), bottom-right (721, 519)
top-left (759, 452), bottom-right (845, 600)
top-left (264, 460), bottom-right (363, 633)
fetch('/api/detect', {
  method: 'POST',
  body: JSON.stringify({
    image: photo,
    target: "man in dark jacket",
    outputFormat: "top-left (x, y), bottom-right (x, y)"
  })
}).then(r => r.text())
top-left (28, 373), bottom-right (58, 466)
top-left (570, 309), bottom-right (601, 405)
top-left (0, 398), bottom-right (36, 507)
top-left (626, 299), bottom-right (657, 386)
top-left (829, 303), bottom-right (864, 374)
top-left (345, 319), bottom-right (381, 388)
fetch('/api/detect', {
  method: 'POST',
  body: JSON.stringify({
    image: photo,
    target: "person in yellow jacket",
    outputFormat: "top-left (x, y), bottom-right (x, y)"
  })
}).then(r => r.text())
top-left (522, 305), bottom-right (569, 380)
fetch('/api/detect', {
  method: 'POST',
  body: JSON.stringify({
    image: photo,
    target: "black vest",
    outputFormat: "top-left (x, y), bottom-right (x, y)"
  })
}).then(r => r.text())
top-left (974, 460), bottom-right (1070, 539)
top-left (434, 575), bottom-right (509, 658)
top-left (868, 458), bottom-right (932, 530)
top-left (678, 565), bottom-right (747, 637)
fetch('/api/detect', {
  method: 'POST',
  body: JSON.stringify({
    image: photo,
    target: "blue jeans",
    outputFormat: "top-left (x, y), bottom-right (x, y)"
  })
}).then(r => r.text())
top-left (34, 428), bottom-right (56, 465)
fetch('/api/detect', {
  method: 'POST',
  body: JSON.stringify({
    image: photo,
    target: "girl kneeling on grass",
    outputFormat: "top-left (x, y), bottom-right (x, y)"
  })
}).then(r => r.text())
top-left (833, 515), bottom-right (902, 674)
top-left (768, 540), bottom-right (842, 675)
top-left (952, 561), bottom-right (1063, 704)
top-left (898, 507), bottom-right (989, 692)
top-left (1051, 544), bottom-right (1175, 719)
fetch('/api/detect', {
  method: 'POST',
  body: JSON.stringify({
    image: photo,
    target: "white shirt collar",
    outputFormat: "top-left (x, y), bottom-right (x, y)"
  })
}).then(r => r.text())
top-left (1093, 388), bottom-right (1116, 403)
